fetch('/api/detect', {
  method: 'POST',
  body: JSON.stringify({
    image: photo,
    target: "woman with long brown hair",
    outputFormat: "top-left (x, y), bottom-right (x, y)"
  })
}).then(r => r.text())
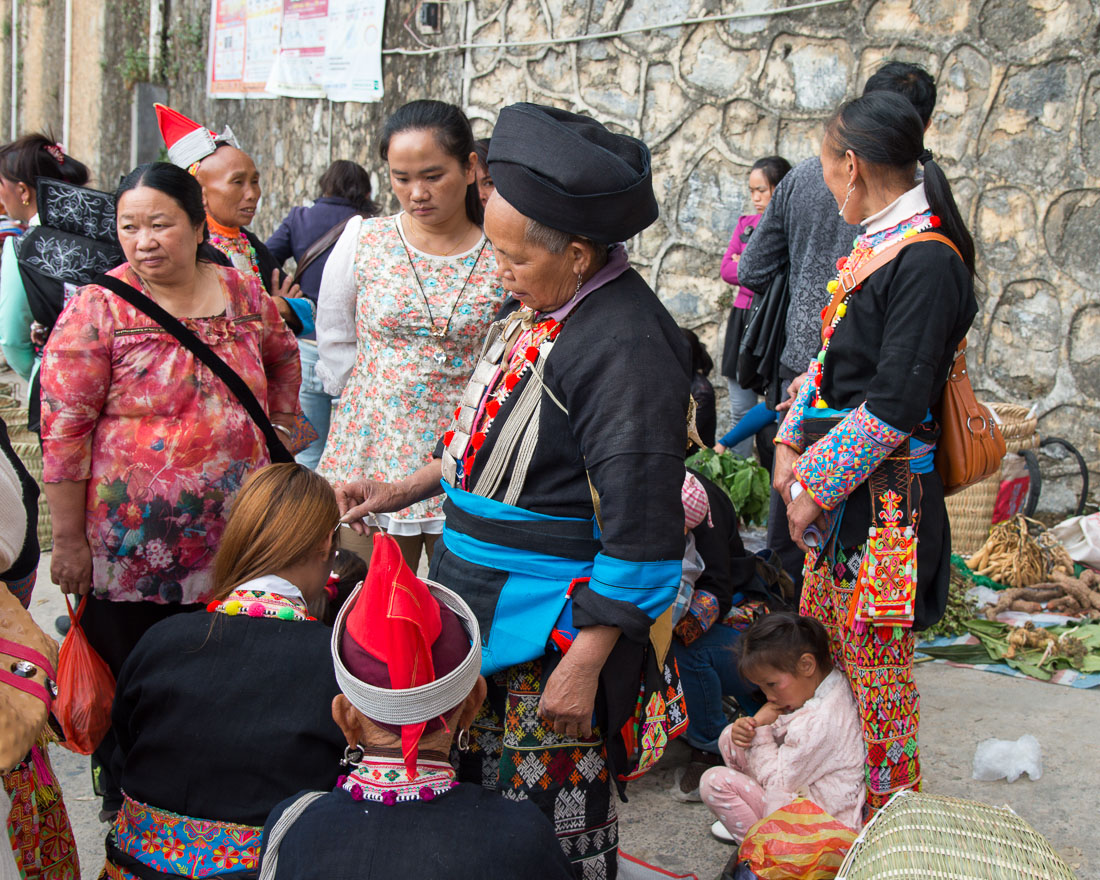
top-left (101, 463), bottom-right (346, 880)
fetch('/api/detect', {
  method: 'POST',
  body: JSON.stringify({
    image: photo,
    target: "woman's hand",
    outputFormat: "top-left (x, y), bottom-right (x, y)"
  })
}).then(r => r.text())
top-left (786, 489), bottom-right (824, 553)
top-left (773, 443), bottom-right (799, 503)
top-left (336, 480), bottom-right (407, 533)
top-left (775, 372), bottom-right (807, 413)
top-left (714, 443), bottom-right (726, 454)
top-left (728, 716), bottom-right (757, 748)
top-left (539, 625), bottom-right (620, 739)
top-left (271, 270), bottom-right (302, 302)
top-left (51, 536), bottom-right (93, 595)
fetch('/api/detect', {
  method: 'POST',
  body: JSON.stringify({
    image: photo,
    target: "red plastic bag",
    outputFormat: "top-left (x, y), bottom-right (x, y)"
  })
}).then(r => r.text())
top-left (55, 595), bottom-right (116, 755)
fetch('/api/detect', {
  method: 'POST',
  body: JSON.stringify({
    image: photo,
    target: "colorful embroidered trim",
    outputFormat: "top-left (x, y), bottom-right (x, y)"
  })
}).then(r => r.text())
top-left (109, 793), bottom-right (262, 877)
top-left (207, 218), bottom-right (261, 281)
top-left (340, 755), bottom-right (458, 805)
top-left (207, 589), bottom-right (314, 622)
top-left (673, 589), bottom-right (720, 646)
top-left (775, 361), bottom-right (821, 452)
top-left (793, 404), bottom-right (908, 511)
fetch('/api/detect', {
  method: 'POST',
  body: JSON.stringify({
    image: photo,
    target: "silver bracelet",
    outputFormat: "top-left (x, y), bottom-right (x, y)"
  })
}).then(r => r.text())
top-left (273, 424), bottom-right (292, 437)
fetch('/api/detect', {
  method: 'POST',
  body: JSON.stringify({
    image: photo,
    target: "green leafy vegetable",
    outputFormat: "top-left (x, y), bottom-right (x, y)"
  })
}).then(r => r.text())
top-left (686, 448), bottom-right (771, 526)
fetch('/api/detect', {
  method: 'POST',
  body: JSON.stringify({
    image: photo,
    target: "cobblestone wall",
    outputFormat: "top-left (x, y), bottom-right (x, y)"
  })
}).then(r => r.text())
top-left (461, 0), bottom-right (1100, 508)
top-left (153, 0), bottom-right (1099, 507)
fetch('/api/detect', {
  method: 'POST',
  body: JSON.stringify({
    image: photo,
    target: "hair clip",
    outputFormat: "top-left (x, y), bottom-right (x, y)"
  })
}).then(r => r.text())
top-left (45, 143), bottom-right (64, 164)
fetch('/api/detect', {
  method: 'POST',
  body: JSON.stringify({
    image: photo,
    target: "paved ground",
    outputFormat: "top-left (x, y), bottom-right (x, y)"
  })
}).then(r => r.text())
top-left (26, 551), bottom-right (1099, 879)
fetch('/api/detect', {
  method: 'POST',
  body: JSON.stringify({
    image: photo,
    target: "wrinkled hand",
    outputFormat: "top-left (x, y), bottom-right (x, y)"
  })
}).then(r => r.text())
top-left (539, 654), bottom-right (600, 739)
top-left (786, 489), bottom-right (824, 553)
top-left (773, 443), bottom-right (799, 504)
top-left (271, 270), bottom-right (302, 301)
top-left (713, 443), bottom-right (727, 454)
top-left (336, 480), bottom-right (407, 533)
top-left (775, 372), bottom-right (807, 413)
top-left (51, 537), bottom-right (93, 595)
top-left (728, 716), bottom-right (758, 749)
top-left (753, 702), bottom-right (782, 726)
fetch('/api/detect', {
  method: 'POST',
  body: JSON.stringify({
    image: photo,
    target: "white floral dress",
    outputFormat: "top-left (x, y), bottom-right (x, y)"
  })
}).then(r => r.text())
top-left (315, 213), bottom-right (504, 533)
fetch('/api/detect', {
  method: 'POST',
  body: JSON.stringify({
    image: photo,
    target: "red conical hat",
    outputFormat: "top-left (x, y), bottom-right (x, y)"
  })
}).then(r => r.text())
top-left (154, 103), bottom-right (240, 170)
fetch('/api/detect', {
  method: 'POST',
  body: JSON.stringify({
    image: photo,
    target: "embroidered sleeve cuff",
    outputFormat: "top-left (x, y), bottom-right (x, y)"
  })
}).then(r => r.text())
top-left (774, 363), bottom-right (819, 451)
top-left (792, 403), bottom-right (908, 510)
top-left (571, 554), bottom-right (681, 643)
top-left (284, 296), bottom-right (313, 336)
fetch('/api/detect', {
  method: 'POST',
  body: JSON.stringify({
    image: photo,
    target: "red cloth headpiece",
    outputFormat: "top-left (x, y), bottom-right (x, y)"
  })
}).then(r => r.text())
top-left (340, 532), bottom-right (470, 776)
top-left (154, 103), bottom-right (240, 170)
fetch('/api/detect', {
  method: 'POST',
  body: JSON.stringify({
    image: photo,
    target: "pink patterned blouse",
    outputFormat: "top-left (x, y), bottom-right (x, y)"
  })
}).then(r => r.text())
top-left (316, 214), bottom-right (505, 532)
top-left (41, 262), bottom-right (301, 604)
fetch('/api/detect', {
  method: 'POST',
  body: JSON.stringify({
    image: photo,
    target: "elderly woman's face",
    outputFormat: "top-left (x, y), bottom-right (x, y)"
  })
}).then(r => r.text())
top-left (387, 129), bottom-right (476, 227)
top-left (116, 186), bottom-right (204, 284)
top-left (483, 193), bottom-right (582, 313)
top-left (196, 145), bottom-right (261, 228)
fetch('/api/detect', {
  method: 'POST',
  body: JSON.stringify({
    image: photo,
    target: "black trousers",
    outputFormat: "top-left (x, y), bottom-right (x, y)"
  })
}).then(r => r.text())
top-left (80, 595), bottom-right (203, 811)
top-left (766, 366), bottom-right (806, 597)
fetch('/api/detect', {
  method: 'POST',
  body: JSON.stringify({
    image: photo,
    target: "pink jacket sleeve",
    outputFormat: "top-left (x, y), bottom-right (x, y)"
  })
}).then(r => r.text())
top-left (720, 232), bottom-right (742, 287)
top-left (40, 286), bottom-right (114, 483)
top-left (746, 710), bottom-right (843, 795)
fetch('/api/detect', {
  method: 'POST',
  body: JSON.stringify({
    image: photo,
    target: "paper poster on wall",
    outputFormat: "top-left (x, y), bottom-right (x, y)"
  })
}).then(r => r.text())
top-left (208, 0), bottom-right (385, 101)
top-left (208, 0), bottom-right (281, 98)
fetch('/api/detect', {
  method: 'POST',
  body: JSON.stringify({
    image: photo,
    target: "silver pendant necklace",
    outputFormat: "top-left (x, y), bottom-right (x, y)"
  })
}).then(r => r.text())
top-left (398, 219), bottom-right (488, 340)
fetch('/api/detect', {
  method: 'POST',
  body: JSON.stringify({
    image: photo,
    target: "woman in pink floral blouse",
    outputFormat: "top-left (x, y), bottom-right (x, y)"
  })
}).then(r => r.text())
top-left (317, 100), bottom-right (504, 571)
top-left (40, 162), bottom-right (301, 816)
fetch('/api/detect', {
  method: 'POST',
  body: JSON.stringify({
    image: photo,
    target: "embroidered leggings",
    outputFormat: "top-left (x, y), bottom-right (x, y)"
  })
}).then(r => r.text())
top-left (454, 658), bottom-right (618, 880)
top-left (800, 547), bottom-right (920, 818)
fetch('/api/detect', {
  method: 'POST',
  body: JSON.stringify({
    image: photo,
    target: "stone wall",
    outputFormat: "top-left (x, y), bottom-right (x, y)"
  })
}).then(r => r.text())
top-left (460, 0), bottom-right (1100, 510)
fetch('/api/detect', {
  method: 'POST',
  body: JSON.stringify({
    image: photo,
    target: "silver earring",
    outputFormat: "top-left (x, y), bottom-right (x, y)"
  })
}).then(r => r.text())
top-left (340, 744), bottom-right (364, 767)
top-left (456, 728), bottom-right (471, 752)
top-left (838, 184), bottom-right (854, 218)
top-left (574, 274), bottom-right (583, 295)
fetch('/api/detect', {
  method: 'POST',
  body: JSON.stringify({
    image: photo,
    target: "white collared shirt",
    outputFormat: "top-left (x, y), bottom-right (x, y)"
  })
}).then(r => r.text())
top-left (861, 183), bottom-right (930, 235)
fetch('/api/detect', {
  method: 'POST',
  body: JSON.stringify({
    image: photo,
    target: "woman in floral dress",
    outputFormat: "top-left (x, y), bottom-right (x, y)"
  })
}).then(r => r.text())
top-left (317, 100), bottom-right (503, 570)
top-left (40, 162), bottom-right (301, 816)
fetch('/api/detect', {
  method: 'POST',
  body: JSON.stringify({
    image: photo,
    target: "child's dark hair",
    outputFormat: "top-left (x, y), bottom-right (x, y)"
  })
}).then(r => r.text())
top-left (320, 547), bottom-right (368, 626)
top-left (739, 612), bottom-right (832, 677)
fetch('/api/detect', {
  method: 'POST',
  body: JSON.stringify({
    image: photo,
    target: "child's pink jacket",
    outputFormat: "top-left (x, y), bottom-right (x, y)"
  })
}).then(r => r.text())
top-left (721, 669), bottom-right (866, 830)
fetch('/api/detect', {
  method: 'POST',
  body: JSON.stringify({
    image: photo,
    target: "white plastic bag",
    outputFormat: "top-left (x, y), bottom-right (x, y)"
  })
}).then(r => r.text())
top-left (972, 734), bottom-right (1042, 783)
top-left (1049, 512), bottom-right (1100, 568)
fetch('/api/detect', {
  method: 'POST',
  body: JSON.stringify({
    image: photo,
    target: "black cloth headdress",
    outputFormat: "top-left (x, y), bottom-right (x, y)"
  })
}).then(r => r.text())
top-left (487, 103), bottom-right (659, 243)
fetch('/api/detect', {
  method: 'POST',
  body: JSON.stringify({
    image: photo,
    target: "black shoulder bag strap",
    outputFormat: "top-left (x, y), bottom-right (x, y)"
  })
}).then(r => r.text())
top-left (94, 274), bottom-right (293, 463)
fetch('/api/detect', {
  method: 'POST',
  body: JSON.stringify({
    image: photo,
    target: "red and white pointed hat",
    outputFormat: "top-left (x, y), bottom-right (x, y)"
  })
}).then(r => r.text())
top-left (154, 103), bottom-right (240, 170)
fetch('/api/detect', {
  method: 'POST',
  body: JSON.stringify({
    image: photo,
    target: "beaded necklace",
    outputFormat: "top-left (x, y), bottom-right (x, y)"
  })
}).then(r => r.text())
top-left (206, 588), bottom-right (315, 622)
top-left (207, 217), bottom-right (261, 280)
top-left (442, 308), bottom-right (562, 479)
top-left (339, 755), bottom-right (458, 806)
top-left (813, 211), bottom-right (940, 409)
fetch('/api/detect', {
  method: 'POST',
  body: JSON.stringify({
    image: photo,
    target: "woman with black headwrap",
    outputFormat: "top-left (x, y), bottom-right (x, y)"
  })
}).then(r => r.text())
top-left (337, 103), bottom-right (690, 879)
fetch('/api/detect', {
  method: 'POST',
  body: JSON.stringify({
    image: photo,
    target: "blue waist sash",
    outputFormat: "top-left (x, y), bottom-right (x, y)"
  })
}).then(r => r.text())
top-left (438, 482), bottom-right (679, 675)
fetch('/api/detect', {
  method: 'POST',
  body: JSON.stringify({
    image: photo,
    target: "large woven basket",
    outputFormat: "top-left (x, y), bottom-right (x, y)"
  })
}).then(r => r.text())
top-left (11, 440), bottom-right (51, 552)
top-left (945, 474), bottom-right (999, 556)
top-left (837, 791), bottom-right (1078, 879)
top-left (989, 402), bottom-right (1039, 455)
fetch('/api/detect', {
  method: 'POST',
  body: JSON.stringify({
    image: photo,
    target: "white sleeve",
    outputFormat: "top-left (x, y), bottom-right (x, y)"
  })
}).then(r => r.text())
top-left (315, 216), bottom-right (362, 396)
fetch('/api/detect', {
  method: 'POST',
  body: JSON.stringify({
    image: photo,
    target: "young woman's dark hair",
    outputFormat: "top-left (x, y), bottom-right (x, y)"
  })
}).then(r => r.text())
top-left (0, 133), bottom-right (89, 189)
top-left (751, 155), bottom-right (792, 189)
top-left (738, 612), bottom-right (832, 678)
top-left (681, 327), bottom-right (713, 377)
top-left (379, 100), bottom-right (482, 225)
top-left (862, 61), bottom-right (937, 128)
top-left (115, 162), bottom-right (208, 257)
top-left (826, 91), bottom-right (975, 276)
top-left (318, 160), bottom-right (379, 216)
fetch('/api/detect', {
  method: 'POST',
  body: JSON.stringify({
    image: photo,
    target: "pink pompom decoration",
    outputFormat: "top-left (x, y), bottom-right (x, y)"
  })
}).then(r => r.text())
top-left (246, 603), bottom-right (265, 618)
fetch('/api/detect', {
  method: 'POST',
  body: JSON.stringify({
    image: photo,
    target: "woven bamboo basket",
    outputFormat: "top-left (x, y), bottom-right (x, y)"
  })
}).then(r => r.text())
top-left (945, 474), bottom-right (999, 556)
top-left (837, 791), bottom-right (1078, 880)
top-left (989, 402), bottom-right (1039, 454)
top-left (11, 440), bottom-right (51, 551)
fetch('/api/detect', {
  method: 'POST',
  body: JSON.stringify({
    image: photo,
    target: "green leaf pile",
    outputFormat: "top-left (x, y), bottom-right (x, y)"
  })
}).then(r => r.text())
top-left (686, 448), bottom-right (771, 527)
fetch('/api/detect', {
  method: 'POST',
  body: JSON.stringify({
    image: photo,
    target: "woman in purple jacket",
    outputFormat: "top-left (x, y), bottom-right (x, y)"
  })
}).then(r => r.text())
top-left (718, 156), bottom-right (790, 457)
top-left (266, 161), bottom-right (379, 468)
